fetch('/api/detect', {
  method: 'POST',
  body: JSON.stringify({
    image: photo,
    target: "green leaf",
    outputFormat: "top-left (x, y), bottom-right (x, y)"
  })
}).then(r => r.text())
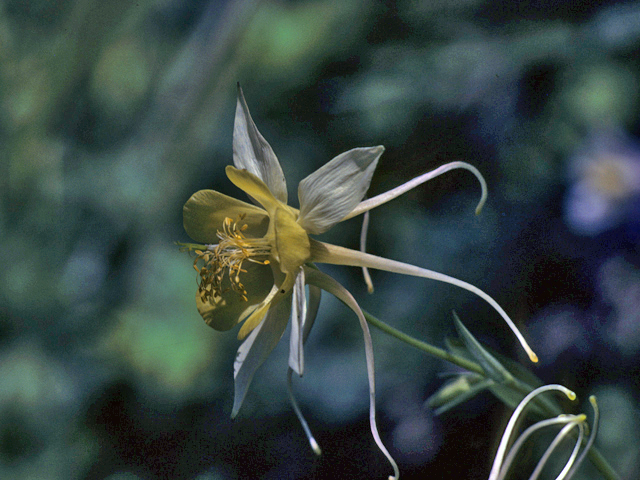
top-left (452, 311), bottom-right (513, 384)
top-left (426, 375), bottom-right (495, 415)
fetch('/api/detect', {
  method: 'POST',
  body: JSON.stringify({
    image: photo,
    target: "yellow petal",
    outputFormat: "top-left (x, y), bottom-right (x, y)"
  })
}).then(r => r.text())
top-left (237, 301), bottom-right (271, 340)
top-left (236, 267), bottom-right (299, 340)
top-left (196, 262), bottom-right (273, 331)
top-left (236, 282), bottom-right (284, 339)
top-left (183, 189), bottom-right (269, 243)
top-left (273, 207), bottom-right (310, 274)
top-left (225, 166), bottom-right (287, 217)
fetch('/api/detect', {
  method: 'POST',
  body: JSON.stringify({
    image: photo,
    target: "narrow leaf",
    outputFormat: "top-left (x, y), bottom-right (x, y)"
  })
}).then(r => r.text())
top-left (428, 377), bottom-right (495, 416)
top-left (453, 311), bottom-right (513, 384)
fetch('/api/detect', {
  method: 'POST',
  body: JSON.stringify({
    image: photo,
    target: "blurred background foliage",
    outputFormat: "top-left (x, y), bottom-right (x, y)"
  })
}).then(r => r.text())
top-left (1, 0), bottom-right (639, 479)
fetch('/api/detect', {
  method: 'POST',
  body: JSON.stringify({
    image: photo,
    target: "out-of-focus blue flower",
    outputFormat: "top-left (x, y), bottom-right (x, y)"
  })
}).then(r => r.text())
top-left (527, 306), bottom-right (591, 366)
top-left (597, 256), bottom-right (640, 356)
top-left (564, 130), bottom-right (640, 236)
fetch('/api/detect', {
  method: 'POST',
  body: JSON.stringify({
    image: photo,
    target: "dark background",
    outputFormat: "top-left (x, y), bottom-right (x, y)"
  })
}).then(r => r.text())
top-left (1, 1), bottom-right (639, 479)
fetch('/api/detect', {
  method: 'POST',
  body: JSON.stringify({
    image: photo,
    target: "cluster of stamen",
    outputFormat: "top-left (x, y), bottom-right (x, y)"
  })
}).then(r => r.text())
top-left (193, 214), bottom-right (270, 303)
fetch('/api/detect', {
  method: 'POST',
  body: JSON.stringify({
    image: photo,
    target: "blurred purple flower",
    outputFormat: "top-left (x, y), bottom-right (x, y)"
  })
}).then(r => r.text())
top-left (598, 256), bottom-right (640, 356)
top-left (528, 306), bottom-right (591, 366)
top-left (564, 130), bottom-right (640, 235)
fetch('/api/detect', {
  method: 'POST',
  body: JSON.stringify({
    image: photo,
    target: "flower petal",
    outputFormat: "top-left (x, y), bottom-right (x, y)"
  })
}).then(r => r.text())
top-left (183, 189), bottom-right (268, 243)
top-left (488, 384), bottom-right (576, 480)
top-left (231, 297), bottom-right (292, 418)
top-left (237, 283), bottom-right (281, 340)
top-left (287, 369), bottom-right (322, 455)
top-left (226, 166), bottom-right (288, 217)
top-left (273, 207), bottom-right (311, 274)
top-left (234, 85), bottom-right (288, 204)
top-left (297, 146), bottom-right (385, 234)
top-left (195, 262), bottom-right (273, 331)
top-left (565, 396), bottom-right (599, 480)
top-left (289, 268), bottom-right (306, 376)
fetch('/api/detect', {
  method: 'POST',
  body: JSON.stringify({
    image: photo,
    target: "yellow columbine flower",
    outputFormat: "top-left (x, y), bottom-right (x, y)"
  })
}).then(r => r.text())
top-left (181, 86), bottom-right (538, 480)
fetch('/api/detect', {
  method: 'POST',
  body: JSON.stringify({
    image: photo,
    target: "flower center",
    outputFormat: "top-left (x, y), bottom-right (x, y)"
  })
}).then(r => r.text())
top-left (194, 214), bottom-right (271, 302)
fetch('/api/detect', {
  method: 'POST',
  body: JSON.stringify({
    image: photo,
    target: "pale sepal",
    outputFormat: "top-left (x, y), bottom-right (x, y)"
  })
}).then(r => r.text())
top-left (288, 271), bottom-right (322, 376)
top-left (298, 146), bottom-right (385, 235)
top-left (231, 297), bottom-right (292, 418)
top-left (301, 283), bottom-right (321, 344)
top-left (305, 268), bottom-right (399, 480)
top-left (286, 274), bottom-right (323, 453)
top-left (289, 268), bottom-right (307, 376)
top-left (233, 85), bottom-right (288, 203)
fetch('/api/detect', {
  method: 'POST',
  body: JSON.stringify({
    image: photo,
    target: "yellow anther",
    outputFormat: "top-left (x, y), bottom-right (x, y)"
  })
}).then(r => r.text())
top-left (194, 214), bottom-right (271, 303)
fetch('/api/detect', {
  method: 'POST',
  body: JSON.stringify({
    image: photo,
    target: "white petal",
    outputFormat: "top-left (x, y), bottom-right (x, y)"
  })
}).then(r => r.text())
top-left (289, 268), bottom-right (307, 376)
top-left (231, 297), bottom-right (291, 418)
top-left (530, 421), bottom-right (583, 480)
top-left (498, 416), bottom-right (581, 479)
top-left (233, 85), bottom-right (288, 203)
top-left (297, 146), bottom-right (384, 234)
top-left (360, 210), bottom-right (374, 293)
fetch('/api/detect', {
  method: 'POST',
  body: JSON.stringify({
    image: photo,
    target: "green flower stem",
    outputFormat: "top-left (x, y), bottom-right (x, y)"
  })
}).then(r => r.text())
top-left (362, 310), bottom-right (485, 376)
top-left (176, 241), bottom-right (209, 251)
top-left (586, 448), bottom-right (623, 480)
top-left (363, 310), bottom-right (621, 480)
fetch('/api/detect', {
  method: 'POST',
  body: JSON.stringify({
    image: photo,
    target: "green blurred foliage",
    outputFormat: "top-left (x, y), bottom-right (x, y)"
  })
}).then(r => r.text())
top-left (1, 0), bottom-right (639, 479)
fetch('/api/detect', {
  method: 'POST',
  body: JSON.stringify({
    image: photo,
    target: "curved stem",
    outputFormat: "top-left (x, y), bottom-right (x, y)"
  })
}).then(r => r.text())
top-left (363, 311), bottom-right (485, 376)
